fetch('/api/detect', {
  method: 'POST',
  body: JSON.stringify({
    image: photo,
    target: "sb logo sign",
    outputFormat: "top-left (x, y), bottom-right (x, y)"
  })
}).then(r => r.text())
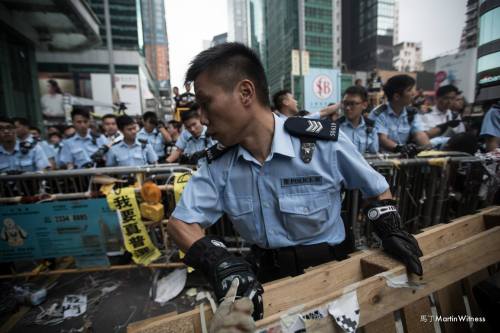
top-left (313, 75), bottom-right (333, 100)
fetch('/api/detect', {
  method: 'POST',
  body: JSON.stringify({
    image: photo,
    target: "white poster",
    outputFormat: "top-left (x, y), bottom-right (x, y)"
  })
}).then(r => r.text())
top-left (434, 48), bottom-right (477, 102)
top-left (115, 74), bottom-right (142, 116)
top-left (90, 73), bottom-right (113, 116)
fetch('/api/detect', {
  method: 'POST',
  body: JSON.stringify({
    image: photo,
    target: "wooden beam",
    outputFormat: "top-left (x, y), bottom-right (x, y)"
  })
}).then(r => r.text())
top-left (257, 226), bottom-right (500, 330)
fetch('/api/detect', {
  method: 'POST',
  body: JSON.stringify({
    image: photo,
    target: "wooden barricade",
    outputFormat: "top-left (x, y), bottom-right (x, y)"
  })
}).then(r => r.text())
top-left (127, 206), bottom-right (500, 333)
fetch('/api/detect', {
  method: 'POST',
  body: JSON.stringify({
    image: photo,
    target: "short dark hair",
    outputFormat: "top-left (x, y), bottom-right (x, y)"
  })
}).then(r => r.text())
top-left (64, 125), bottom-right (75, 131)
top-left (142, 111), bottom-right (158, 123)
top-left (272, 90), bottom-right (291, 111)
top-left (189, 102), bottom-right (200, 112)
top-left (117, 115), bottom-right (135, 130)
top-left (48, 79), bottom-right (62, 94)
top-left (185, 42), bottom-right (270, 107)
top-left (71, 107), bottom-right (90, 120)
top-left (181, 109), bottom-right (200, 123)
top-left (0, 117), bottom-right (13, 125)
top-left (102, 114), bottom-right (117, 122)
top-left (436, 85), bottom-right (460, 98)
top-left (29, 126), bottom-right (41, 134)
top-left (167, 120), bottom-right (182, 131)
top-left (343, 86), bottom-right (368, 101)
top-left (12, 117), bottom-right (30, 127)
top-left (48, 132), bottom-right (62, 140)
top-left (383, 75), bottom-right (416, 101)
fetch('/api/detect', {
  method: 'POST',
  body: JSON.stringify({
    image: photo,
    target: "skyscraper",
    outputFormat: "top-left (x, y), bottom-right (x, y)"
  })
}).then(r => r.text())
top-left (264, 0), bottom-right (342, 104)
top-left (460, 0), bottom-right (480, 51)
top-left (342, 0), bottom-right (398, 71)
top-left (141, 0), bottom-right (171, 98)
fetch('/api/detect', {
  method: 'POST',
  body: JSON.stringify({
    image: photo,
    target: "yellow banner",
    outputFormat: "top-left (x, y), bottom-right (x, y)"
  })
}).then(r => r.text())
top-left (106, 187), bottom-right (160, 265)
top-left (173, 172), bottom-right (192, 203)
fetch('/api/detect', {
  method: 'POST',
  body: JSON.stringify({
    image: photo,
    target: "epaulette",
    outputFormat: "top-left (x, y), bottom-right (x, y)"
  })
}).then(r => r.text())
top-left (138, 138), bottom-right (148, 149)
top-left (19, 141), bottom-right (36, 155)
top-left (285, 117), bottom-right (339, 164)
top-left (112, 139), bottom-right (123, 146)
top-left (206, 143), bottom-right (231, 164)
top-left (364, 116), bottom-right (375, 127)
top-left (284, 117), bottom-right (339, 141)
top-left (406, 106), bottom-right (418, 124)
top-left (372, 104), bottom-right (388, 116)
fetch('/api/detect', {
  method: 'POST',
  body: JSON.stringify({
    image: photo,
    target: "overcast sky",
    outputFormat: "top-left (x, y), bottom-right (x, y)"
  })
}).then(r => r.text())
top-left (165, 0), bottom-right (468, 89)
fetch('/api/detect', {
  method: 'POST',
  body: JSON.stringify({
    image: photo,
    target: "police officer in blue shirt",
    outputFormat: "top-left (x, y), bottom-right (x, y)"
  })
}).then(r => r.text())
top-left (12, 117), bottom-right (55, 169)
top-left (369, 75), bottom-right (430, 156)
top-left (137, 112), bottom-right (173, 163)
top-left (0, 117), bottom-right (50, 173)
top-left (59, 108), bottom-right (108, 169)
top-left (480, 102), bottom-right (500, 152)
top-left (106, 115), bottom-right (158, 167)
top-left (338, 86), bottom-right (378, 154)
top-left (166, 43), bottom-right (423, 327)
top-left (272, 89), bottom-right (340, 120)
top-left (166, 104), bottom-right (216, 165)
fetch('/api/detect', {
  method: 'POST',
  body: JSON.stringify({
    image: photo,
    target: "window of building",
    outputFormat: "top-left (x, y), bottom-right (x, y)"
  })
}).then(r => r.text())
top-left (479, 7), bottom-right (500, 46)
top-left (477, 51), bottom-right (500, 73)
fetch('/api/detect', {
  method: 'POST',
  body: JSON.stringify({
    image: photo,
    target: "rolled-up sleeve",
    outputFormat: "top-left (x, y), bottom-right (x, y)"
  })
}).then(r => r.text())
top-left (146, 144), bottom-right (158, 163)
top-left (374, 114), bottom-right (389, 135)
top-left (34, 145), bottom-right (50, 170)
top-left (335, 131), bottom-right (389, 198)
top-left (410, 113), bottom-right (425, 133)
top-left (171, 163), bottom-right (224, 228)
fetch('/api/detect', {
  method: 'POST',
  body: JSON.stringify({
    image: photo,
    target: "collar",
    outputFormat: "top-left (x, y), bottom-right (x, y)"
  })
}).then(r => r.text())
top-left (74, 130), bottom-right (92, 141)
top-left (343, 116), bottom-right (366, 129)
top-left (387, 103), bottom-right (408, 117)
top-left (237, 113), bottom-right (296, 163)
top-left (274, 111), bottom-right (289, 119)
top-left (140, 128), bottom-right (158, 135)
top-left (431, 105), bottom-right (451, 116)
top-left (0, 141), bottom-right (20, 155)
top-left (20, 134), bottom-right (35, 143)
top-left (120, 138), bottom-right (141, 148)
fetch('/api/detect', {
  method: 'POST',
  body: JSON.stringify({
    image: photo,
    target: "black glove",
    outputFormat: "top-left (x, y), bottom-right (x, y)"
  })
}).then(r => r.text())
top-left (90, 145), bottom-right (109, 165)
top-left (394, 143), bottom-right (419, 157)
top-left (365, 200), bottom-right (423, 276)
top-left (184, 236), bottom-right (264, 320)
top-left (436, 119), bottom-right (461, 132)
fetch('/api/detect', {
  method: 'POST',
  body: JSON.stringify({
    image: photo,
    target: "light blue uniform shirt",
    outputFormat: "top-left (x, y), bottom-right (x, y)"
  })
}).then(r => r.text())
top-left (137, 128), bottom-right (166, 159)
top-left (176, 126), bottom-right (215, 156)
top-left (339, 117), bottom-right (379, 154)
top-left (59, 130), bottom-right (107, 168)
top-left (106, 139), bottom-right (158, 167)
top-left (172, 114), bottom-right (389, 249)
top-left (0, 141), bottom-right (50, 172)
top-left (21, 135), bottom-right (56, 160)
top-left (369, 104), bottom-right (425, 148)
top-left (480, 106), bottom-right (500, 137)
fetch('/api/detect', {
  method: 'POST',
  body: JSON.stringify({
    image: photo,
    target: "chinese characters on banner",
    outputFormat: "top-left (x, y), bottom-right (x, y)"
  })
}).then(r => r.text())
top-left (106, 187), bottom-right (160, 265)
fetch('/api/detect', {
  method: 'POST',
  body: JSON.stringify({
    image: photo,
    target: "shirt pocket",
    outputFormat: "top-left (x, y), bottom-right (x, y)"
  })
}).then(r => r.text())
top-left (132, 151), bottom-right (145, 165)
top-left (71, 148), bottom-right (87, 162)
top-left (224, 195), bottom-right (256, 240)
top-left (19, 157), bottom-right (33, 170)
top-left (279, 191), bottom-right (330, 242)
top-left (0, 161), bottom-right (9, 172)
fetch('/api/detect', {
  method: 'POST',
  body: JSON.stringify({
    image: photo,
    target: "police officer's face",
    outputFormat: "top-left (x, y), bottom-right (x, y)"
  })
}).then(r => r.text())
top-left (0, 121), bottom-right (16, 143)
top-left (397, 85), bottom-right (416, 106)
top-left (72, 115), bottom-right (90, 135)
top-left (14, 122), bottom-right (29, 139)
top-left (183, 117), bottom-right (203, 138)
top-left (283, 93), bottom-right (299, 114)
top-left (194, 73), bottom-right (253, 146)
top-left (122, 123), bottom-right (137, 141)
top-left (144, 120), bottom-right (156, 132)
top-left (342, 94), bottom-right (367, 121)
top-left (437, 92), bottom-right (457, 111)
top-left (103, 118), bottom-right (118, 135)
top-left (29, 129), bottom-right (40, 140)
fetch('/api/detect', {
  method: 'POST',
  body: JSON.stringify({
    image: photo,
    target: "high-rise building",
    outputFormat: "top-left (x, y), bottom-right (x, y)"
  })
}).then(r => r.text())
top-left (212, 33), bottom-right (229, 46)
top-left (228, 0), bottom-right (250, 45)
top-left (476, 0), bottom-right (500, 102)
top-left (459, 0), bottom-right (480, 51)
top-left (393, 41), bottom-right (423, 72)
top-left (342, 0), bottom-right (398, 71)
top-left (264, 0), bottom-right (342, 104)
top-left (141, 0), bottom-right (171, 98)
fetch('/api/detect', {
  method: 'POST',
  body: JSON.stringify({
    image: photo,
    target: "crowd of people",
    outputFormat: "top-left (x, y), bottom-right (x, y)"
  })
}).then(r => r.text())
top-left (1, 65), bottom-right (499, 174)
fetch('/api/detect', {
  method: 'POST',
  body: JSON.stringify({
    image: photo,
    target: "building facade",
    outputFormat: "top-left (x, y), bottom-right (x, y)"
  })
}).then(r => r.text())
top-left (342, 0), bottom-right (398, 71)
top-left (476, 0), bottom-right (500, 102)
top-left (460, 0), bottom-right (480, 51)
top-left (393, 41), bottom-right (423, 72)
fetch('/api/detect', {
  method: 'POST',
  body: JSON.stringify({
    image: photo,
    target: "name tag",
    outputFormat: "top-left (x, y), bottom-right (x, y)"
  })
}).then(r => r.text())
top-left (281, 176), bottom-right (323, 187)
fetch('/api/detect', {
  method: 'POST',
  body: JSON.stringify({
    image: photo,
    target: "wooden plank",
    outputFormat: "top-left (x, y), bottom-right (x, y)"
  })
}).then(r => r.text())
top-left (257, 226), bottom-right (500, 330)
top-left (461, 270), bottom-right (491, 333)
top-left (127, 311), bottom-right (177, 333)
top-left (434, 282), bottom-right (469, 333)
top-left (400, 297), bottom-right (435, 333)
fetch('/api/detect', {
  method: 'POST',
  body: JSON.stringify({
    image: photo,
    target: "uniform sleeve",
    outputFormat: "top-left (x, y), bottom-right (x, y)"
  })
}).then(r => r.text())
top-left (410, 113), bottom-right (425, 133)
top-left (33, 145), bottom-right (50, 170)
top-left (146, 144), bottom-right (158, 163)
top-left (480, 108), bottom-right (500, 137)
top-left (105, 148), bottom-right (117, 167)
top-left (374, 114), bottom-right (389, 135)
top-left (369, 130), bottom-right (379, 153)
top-left (335, 131), bottom-right (389, 198)
top-left (41, 142), bottom-right (56, 159)
top-left (171, 163), bottom-right (224, 228)
top-left (58, 140), bottom-right (73, 165)
top-left (176, 131), bottom-right (187, 150)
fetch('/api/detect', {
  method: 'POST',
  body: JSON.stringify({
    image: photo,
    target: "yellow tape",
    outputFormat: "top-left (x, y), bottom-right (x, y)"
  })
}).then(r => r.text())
top-left (107, 187), bottom-right (161, 265)
top-left (391, 159), bottom-right (401, 168)
top-left (173, 172), bottom-right (192, 203)
top-left (417, 150), bottom-right (447, 157)
top-left (427, 157), bottom-right (449, 168)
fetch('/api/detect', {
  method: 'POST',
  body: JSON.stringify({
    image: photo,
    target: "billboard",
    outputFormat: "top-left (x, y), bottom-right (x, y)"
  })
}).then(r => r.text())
top-left (90, 73), bottom-right (143, 116)
top-left (304, 68), bottom-right (341, 113)
top-left (434, 48), bottom-right (477, 102)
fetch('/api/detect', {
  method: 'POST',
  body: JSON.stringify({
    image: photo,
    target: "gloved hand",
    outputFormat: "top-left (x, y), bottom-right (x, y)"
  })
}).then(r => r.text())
top-left (209, 278), bottom-right (256, 333)
top-left (90, 145), bottom-right (109, 164)
top-left (184, 236), bottom-right (264, 320)
top-left (436, 119), bottom-right (461, 132)
top-left (365, 199), bottom-right (423, 276)
top-left (394, 143), bottom-right (419, 157)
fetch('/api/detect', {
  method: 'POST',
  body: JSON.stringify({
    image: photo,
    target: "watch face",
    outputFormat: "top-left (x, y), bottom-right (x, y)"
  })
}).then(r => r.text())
top-left (368, 208), bottom-right (379, 220)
